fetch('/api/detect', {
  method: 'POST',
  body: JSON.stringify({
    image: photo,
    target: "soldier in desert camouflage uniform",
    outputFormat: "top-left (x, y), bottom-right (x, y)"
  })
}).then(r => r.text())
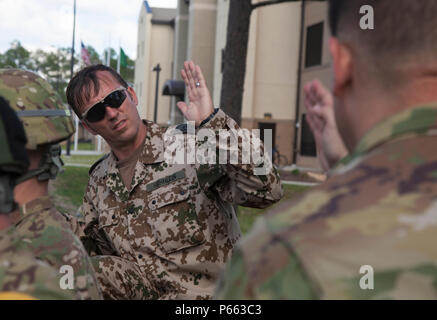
top-left (0, 68), bottom-right (102, 300)
top-left (0, 99), bottom-right (73, 300)
top-left (66, 61), bottom-right (282, 299)
top-left (216, 0), bottom-right (437, 299)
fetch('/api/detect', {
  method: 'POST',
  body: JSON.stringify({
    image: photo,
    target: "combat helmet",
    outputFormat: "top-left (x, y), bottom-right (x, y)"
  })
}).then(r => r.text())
top-left (0, 68), bottom-right (75, 183)
top-left (0, 97), bottom-right (29, 213)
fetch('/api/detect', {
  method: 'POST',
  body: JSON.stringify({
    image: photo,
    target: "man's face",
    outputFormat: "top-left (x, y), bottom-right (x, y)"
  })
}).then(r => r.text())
top-left (79, 71), bottom-right (142, 146)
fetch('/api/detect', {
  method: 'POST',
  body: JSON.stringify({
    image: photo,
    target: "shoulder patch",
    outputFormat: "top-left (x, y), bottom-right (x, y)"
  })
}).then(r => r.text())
top-left (89, 153), bottom-right (110, 176)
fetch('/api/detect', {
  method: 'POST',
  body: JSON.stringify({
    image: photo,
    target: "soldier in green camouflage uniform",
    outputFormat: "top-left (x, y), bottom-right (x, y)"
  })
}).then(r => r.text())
top-left (0, 68), bottom-right (102, 300)
top-left (66, 62), bottom-right (282, 299)
top-left (0, 99), bottom-right (73, 300)
top-left (215, 0), bottom-right (437, 299)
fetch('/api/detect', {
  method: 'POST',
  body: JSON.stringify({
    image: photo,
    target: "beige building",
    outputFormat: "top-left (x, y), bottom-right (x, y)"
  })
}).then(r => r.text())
top-left (212, 0), bottom-right (330, 168)
top-left (296, 0), bottom-right (332, 168)
top-left (134, 1), bottom-right (176, 125)
top-left (135, 0), bottom-right (331, 168)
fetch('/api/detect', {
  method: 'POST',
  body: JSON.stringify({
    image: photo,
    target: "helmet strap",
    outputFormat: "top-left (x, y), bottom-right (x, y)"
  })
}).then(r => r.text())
top-left (0, 175), bottom-right (17, 214)
top-left (16, 144), bottom-right (64, 184)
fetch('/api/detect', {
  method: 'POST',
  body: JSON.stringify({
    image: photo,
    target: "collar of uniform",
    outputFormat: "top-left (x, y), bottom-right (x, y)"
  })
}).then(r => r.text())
top-left (104, 120), bottom-right (164, 200)
top-left (8, 196), bottom-right (52, 225)
top-left (128, 120), bottom-right (165, 192)
top-left (19, 196), bottom-right (52, 218)
top-left (331, 104), bottom-right (437, 175)
top-left (105, 120), bottom-right (164, 171)
top-left (354, 103), bottom-right (437, 156)
top-left (138, 119), bottom-right (165, 164)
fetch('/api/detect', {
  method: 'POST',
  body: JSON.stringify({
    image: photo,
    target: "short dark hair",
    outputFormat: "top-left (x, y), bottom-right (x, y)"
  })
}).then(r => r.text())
top-left (328, 0), bottom-right (437, 73)
top-left (66, 64), bottom-right (128, 118)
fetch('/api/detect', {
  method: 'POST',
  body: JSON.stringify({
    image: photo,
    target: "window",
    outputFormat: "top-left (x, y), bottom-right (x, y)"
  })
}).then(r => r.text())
top-left (300, 114), bottom-right (316, 157)
top-left (305, 22), bottom-right (324, 68)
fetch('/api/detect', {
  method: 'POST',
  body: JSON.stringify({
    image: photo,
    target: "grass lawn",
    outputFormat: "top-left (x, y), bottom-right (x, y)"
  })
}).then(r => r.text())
top-left (237, 184), bottom-right (309, 234)
top-left (52, 155), bottom-right (312, 233)
top-left (61, 154), bottom-right (104, 166)
top-left (61, 142), bottom-right (95, 151)
top-left (50, 166), bottom-right (90, 215)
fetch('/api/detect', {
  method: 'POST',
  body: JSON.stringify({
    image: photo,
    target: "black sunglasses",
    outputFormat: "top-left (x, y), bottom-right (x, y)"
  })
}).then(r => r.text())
top-left (81, 86), bottom-right (127, 122)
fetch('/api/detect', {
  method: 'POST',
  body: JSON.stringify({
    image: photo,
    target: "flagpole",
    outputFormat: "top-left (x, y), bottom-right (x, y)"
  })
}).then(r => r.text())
top-left (66, 0), bottom-right (76, 156)
top-left (117, 41), bottom-right (121, 73)
top-left (74, 114), bottom-right (79, 152)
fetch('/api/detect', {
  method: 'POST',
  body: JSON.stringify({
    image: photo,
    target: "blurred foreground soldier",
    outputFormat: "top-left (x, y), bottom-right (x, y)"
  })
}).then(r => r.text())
top-left (216, 0), bottom-right (437, 299)
top-left (0, 98), bottom-right (73, 300)
top-left (66, 62), bottom-right (282, 299)
top-left (0, 68), bottom-right (102, 300)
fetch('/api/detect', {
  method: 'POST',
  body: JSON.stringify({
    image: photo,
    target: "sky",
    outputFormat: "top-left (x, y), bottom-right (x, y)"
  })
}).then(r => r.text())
top-left (0, 0), bottom-right (177, 60)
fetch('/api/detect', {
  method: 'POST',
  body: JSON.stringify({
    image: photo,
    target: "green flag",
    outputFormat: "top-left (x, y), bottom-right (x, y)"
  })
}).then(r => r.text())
top-left (120, 47), bottom-right (127, 68)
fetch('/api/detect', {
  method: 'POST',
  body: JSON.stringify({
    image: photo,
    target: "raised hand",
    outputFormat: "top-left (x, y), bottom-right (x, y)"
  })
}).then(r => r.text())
top-left (304, 79), bottom-right (348, 171)
top-left (177, 61), bottom-right (214, 127)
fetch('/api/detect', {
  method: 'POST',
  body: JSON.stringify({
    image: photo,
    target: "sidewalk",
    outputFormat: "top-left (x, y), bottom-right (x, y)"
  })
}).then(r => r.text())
top-left (277, 164), bottom-right (327, 186)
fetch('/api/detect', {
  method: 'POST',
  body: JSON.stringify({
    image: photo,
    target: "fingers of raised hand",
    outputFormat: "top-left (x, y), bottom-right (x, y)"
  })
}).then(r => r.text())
top-left (311, 80), bottom-right (333, 106)
top-left (177, 101), bottom-right (188, 115)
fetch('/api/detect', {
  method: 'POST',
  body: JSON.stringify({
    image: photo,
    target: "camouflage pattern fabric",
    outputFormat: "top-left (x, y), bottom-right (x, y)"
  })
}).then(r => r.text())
top-left (91, 256), bottom-right (161, 300)
top-left (215, 104), bottom-right (437, 299)
top-left (0, 68), bottom-right (74, 150)
top-left (11, 196), bottom-right (102, 300)
top-left (0, 226), bottom-right (74, 300)
top-left (79, 109), bottom-right (283, 299)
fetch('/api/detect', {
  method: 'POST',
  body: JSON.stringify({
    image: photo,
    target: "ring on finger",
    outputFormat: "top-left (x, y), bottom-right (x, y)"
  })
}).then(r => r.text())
top-left (195, 81), bottom-right (200, 88)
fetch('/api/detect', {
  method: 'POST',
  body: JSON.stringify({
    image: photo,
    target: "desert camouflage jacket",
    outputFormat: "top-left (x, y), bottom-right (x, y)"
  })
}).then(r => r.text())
top-left (216, 104), bottom-right (437, 299)
top-left (0, 226), bottom-right (74, 300)
top-left (80, 109), bottom-right (283, 299)
top-left (11, 196), bottom-right (102, 300)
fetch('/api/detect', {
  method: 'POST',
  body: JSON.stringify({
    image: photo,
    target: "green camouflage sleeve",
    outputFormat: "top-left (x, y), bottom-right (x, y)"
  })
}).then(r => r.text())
top-left (0, 228), bottom-right (75, 300)
top-left (215, 217), bottom-right (317, 300)
top-left (196, 109), bottom-right (283, 209)
top-left (0, 255), bottom-right (75, 300)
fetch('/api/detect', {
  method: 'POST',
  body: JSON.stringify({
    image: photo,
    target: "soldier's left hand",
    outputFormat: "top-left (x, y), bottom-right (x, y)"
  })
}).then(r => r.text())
top-left (177, 61), bottom-right (214, 127)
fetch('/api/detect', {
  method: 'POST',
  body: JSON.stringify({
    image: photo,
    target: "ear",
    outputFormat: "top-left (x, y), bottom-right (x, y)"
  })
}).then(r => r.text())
top-left (329, 37), bottom-right (353, 96)
top-left (127, 87), bottom-right (138, 106)
top-left (81, 120), bottom-right (98, 136)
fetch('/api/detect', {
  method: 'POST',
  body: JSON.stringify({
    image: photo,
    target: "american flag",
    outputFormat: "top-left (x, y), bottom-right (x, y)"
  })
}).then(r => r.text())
top-left (81, 41), bottom-right (91, 66)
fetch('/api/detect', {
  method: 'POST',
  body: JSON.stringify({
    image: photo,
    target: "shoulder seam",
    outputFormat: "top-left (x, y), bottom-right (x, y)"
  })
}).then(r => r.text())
top-left (88, 153), bottom-right (110, 176)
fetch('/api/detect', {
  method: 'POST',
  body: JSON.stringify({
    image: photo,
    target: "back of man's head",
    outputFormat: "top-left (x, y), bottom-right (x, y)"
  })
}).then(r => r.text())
top-left (328, 0), bottom-right (437, 82)
top-left (0, 97), bottom-right (28, 215)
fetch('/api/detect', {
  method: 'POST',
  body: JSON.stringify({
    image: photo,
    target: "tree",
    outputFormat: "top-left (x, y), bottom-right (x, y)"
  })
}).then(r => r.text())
top-left (102, 47), bottom-right (135, 83)
top-left (85, 45), bottom-right (102, 65)
top-left (0, 40), bottom-right (35, 70)
top-left (0, 41), bottom-right (136, 101)
top-left (220, 0), bottom-right (323, 125)
top-left (33, 47), bottom-right (73, 103)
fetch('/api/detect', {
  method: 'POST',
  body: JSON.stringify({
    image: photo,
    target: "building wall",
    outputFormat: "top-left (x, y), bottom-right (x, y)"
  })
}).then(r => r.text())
top-left (212, 0), bottom-right (229, 107)
top-left (134, 3), bottom-right (152, 120)
top-left (296, 0), bottom-right (331, 169)
top-left (214, 0), bottom-right (302, 165)
top-left (250, 2), bottom-right (301, 121)
top-left (170, 0), bottom-right (190, 124)
top-left (145, 24), bottom-right (174, 125)
top-left (187, 0), bottom-right (217, 92)
top-left (134, 2), bottom-right (175, 126)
